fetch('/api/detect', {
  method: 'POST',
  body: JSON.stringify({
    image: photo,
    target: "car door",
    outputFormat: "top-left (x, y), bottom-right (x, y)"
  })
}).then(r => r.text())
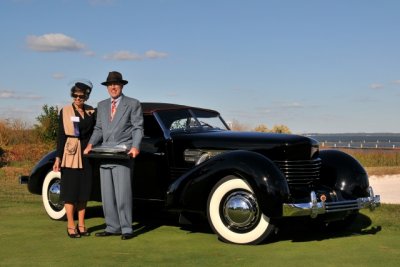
top-left (133, 115), bottom-right (170, 201)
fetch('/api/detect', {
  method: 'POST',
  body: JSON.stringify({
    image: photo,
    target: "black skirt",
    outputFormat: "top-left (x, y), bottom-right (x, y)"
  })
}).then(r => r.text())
top-left (60, 157), bottom-right (92, 203)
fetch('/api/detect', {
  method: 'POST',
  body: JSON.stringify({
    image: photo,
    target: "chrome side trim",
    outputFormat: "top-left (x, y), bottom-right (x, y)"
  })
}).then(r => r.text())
top-left (282, 186), bottom-right (380, 218)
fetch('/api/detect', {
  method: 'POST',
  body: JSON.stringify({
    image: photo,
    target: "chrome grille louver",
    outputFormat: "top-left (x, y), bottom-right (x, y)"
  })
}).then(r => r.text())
top-left (274, 158), bottom-right (322, 186)
top-left (324, 200), bottom-right (360, 212)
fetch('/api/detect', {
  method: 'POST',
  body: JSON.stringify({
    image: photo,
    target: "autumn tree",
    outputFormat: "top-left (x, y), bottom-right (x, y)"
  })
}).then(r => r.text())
top-left (229, 119), bottom-right (250, 131)
top-left (253, 124), bottom-right (291, 133)
top-left (271, 124), bottom-right (291, 134)
top-left (254, 124), bottom-right (269, 132)
top-left (34, 105), bottom-right (59, 144)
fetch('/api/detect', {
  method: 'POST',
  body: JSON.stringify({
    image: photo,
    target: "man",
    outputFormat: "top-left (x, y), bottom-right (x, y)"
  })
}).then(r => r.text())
top-left (84, 71), bottom-right (143, 240)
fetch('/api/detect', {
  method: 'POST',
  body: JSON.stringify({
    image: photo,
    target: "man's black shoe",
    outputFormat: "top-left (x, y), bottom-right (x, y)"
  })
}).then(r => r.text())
top-left (95, 231), bottom-right (121, 237)
top-left (121, 233), bottom-right (135, 240)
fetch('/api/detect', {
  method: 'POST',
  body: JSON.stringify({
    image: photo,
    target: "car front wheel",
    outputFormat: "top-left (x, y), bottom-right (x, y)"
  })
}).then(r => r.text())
top-left (207, 176), bottom-right (275, 244)
top-left (42, 171), bottom-right (66, 220)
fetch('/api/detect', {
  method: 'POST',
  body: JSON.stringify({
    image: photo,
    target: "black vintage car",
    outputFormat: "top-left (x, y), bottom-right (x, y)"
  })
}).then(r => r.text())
top-left (21, 102), bottom-right (380, 244)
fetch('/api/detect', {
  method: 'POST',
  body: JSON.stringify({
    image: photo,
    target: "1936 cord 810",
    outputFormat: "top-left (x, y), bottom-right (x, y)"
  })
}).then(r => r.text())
top-left (21, 102), bottom-right (380, 244)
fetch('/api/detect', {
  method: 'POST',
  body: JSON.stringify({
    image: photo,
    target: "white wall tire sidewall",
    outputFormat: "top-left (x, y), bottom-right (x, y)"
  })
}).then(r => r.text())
top-left (208, 177), bottom-right (271, 244)
top-left (42, 171), bottom-right (66, 220)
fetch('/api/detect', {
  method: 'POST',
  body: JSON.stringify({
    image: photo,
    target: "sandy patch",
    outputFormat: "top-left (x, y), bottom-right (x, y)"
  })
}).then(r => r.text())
top-left (369, 175), bottom-right (400, 204)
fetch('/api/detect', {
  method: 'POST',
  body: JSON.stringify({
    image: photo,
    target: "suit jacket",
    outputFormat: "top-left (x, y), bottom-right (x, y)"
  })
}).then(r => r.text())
top-left (89, 94), bottom-right (143, 150)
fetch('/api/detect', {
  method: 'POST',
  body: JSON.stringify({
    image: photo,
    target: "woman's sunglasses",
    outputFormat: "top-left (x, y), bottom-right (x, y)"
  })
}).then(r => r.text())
top-left (72, 94), bottom-right (85, 99)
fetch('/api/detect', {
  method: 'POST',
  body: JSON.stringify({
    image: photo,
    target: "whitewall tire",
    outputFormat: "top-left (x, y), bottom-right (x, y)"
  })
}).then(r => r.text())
top-left (42, 171), bottom-right (66, 220)
top-left (207, 176), bottom-right (275, 244)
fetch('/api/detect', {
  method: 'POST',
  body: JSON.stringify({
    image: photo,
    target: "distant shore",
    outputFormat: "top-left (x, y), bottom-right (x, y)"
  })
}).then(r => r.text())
top-left (307, 133), bottom-right (400, 149)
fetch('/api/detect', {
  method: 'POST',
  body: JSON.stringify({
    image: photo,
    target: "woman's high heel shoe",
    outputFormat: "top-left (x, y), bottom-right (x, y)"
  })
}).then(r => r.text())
top-left (67, 227), bottom-right (81, 238)
top-left (77, 224), bottom-right (90, 236)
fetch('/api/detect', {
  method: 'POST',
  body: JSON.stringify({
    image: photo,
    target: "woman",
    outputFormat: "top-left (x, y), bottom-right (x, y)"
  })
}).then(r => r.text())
top-left (53, 81), bottom-right (96, 238)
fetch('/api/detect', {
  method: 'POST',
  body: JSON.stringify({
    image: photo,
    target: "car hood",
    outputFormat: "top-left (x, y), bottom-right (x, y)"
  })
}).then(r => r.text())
top-left (172, 130), bottom-right (319, 160)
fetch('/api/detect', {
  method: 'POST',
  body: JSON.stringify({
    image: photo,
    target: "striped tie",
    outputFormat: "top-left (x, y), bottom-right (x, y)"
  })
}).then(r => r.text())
top-left (111, 100), bottom-right (116, 121)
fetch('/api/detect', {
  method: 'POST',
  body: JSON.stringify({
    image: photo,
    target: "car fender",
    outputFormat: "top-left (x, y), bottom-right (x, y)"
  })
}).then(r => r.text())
top-left (166, 150), bottom-right (290, 218)
top-left (319, 149), bottom-right (369, 198)
top-left (27, 150), bottom-right (57, 194)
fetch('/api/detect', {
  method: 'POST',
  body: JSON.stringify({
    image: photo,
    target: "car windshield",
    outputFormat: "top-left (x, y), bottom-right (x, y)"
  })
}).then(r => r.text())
top-left (156, 108), bottom-right (229, 133)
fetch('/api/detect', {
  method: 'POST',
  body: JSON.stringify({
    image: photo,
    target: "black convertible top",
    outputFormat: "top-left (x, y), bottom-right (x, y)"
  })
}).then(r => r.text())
top-left (141, 102), bottom-right (219, 115)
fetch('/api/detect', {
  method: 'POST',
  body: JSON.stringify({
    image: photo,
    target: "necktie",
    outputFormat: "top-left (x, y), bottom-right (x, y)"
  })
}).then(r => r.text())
top-left (111, 100), bottom-right (116, 121)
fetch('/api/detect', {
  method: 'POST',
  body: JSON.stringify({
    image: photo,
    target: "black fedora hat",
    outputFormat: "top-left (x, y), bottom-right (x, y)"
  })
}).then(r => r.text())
top-left (101, 71), bottom-right (128, 86)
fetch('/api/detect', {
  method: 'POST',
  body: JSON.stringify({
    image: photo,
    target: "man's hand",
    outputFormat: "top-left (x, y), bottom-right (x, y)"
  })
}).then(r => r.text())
top-left (128, 147), bottom-right (140, 158)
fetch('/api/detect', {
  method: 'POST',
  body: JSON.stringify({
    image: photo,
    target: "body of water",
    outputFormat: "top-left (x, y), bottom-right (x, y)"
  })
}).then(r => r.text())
top-left (303, 133), bottom-right (400, 149)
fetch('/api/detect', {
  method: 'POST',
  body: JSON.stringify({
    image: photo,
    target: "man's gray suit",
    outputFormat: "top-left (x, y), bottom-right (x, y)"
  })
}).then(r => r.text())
top-left (89, 94), bottom-right (143, 234)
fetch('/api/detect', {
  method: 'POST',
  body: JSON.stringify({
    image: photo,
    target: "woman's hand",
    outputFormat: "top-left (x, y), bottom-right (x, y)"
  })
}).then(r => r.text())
top-left (83, 144), bottom-right (93, 154)
top-left (53, 157), bottom-right (61, 172)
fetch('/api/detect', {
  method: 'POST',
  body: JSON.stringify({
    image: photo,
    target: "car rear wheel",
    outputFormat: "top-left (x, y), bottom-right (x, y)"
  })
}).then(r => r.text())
top-left (207, 175), bottom-right (275, 244)
top-left (42, 171), bottom-right (66, 220)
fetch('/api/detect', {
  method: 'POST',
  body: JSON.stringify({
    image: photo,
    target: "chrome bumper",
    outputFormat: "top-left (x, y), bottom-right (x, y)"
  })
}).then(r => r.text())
top-left (282, 186), bottom-right (380, 218)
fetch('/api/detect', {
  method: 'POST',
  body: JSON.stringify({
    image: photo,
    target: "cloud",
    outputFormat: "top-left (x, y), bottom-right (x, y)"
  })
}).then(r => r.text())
top-left (270, 101), bottom-right (306, 109)
top-left (103, 50), bottom-right (168, 61)
top-left (228, 101), bottom-right (308, 121)
top-left (352, 95), bottom-right (375, 103)
top-left (226, 108), bottom-right (261, 119)
top-left (0, 90), bottom-right (42, 100)
top-left (392, 80), bottom-right (400, 85)
top-left (52, 73), bottom-right (65, 80)
top-left (88, 0), bottom-right (116, 5)
top-left (84, 50), bottom-right (96, 57)
top-left (0, 105), bottom-right (40, 125)
top-left (26, 33), bottom-right (85, 52)
top-left (145, 50), bottom-right (168, 59)
top-left (369, 83), bottom-right (384, 90)
top-left (254, 107), bottom-right (271, 114)
top-left (103, 51), bottom-right (142, 61)
top-left (0, 90), bottom-right (13, 98)
top-left (279, 102), bottom-right (304, 109)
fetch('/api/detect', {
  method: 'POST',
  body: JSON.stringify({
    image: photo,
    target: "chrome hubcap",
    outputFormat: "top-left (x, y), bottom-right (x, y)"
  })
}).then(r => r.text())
top-left (222, 191), bottom-right (259, 231)
top-left (48, 180), bottom-right (64, 210)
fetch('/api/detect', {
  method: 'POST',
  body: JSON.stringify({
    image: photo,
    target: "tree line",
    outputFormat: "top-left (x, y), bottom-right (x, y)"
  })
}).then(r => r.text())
top-left (229, 119), bottom-right (291, 134)
top-left (1, 104), bottom-right (292, 148)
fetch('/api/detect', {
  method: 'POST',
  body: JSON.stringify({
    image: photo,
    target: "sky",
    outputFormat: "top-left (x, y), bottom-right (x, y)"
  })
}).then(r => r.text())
top-left (1, 0), bottom-right (400, 134)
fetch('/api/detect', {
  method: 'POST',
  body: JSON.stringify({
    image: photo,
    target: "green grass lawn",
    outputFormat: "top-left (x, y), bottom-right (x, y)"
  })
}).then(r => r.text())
top-left (2, 131), bottom-right (399, 266)
top-left (1, 182), bottom-right (399, 267)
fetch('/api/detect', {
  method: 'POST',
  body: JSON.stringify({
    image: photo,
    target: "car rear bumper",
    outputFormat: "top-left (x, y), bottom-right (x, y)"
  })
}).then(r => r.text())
top-left (282, 186), bottom-right (380, 218)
